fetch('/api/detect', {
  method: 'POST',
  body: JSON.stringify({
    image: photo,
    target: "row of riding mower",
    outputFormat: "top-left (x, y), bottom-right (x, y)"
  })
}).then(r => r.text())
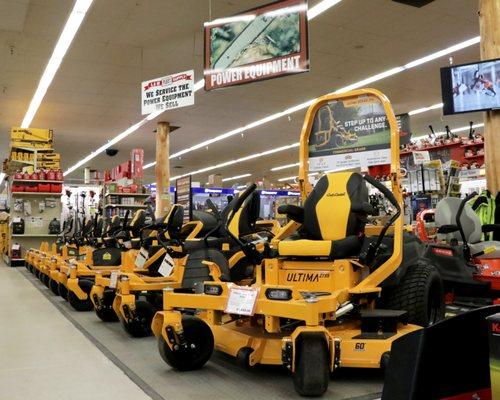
top-left (91, 194), bottom-right (279, 337)
top-left (415, 193), bottom-right (500, 312)
top-left (150, 89), bottom-right (446, 397)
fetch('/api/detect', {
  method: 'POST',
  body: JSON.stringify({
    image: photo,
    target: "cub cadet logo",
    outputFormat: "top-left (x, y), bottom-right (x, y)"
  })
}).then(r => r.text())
top-left (492, 323), bottom-right (500, 334)
top-left (326, 192), bottom-right (346, 197)
top-left (103, 252), bottom-right (112, 261)
top-left (286, 272), bottom-right (330, 282)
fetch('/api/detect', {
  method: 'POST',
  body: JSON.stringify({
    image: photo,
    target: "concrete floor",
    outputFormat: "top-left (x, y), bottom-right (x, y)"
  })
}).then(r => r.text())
top-left (6, 264), bottom-right (384, 400)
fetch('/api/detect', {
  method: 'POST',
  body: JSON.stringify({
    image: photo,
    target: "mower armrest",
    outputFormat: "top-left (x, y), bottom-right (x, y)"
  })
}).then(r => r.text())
top-left (278, 204), bottom-right (304, 223)
top-left (437, 224), bottom-right (459, 234)
top-left (482, 224), bottom-right (500, 234)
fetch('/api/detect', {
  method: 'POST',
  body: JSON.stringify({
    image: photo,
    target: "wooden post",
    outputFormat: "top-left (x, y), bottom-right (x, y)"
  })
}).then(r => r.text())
top-left (155, 121), bottom-right (171, 218)
top-left (479, 0), bottom-right (500, 194)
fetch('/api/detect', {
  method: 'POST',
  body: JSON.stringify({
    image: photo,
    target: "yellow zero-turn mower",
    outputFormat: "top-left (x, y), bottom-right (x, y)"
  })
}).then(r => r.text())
top-left (90, 201), bottom-right (221, 323)
top-left (151, 88), bottom-right (445, 397)
top-left (111, 193), bottom-right (279, 337)
top-left (57, 210), bottom-right (148, 311)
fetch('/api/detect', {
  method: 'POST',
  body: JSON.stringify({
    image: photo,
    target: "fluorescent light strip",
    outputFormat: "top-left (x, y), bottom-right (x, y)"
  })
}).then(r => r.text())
top-left (278, 172), bottom-right (318, 182)
top-left (21, 0), bottom-right (94, 128)
top-left (222, 173), bottom-right (251, 182)
top-left (65, 31), bottom-right (479, 175)
top-left (408, 102), bottom-right (443, 116)
top-left (271, 162), bottom-right (300, 171)
top-left (308, 0), bottom-right (343, 19)
top-left (0, 173), bottom-right (5, 186)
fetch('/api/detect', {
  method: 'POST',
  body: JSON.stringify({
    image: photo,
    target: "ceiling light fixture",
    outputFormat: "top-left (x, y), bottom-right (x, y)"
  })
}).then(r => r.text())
top-left (221, 173), bottom-right (252, 182)
top-left (271, 162), bottom-right (300, 171)
top-left (308, 0), bottom-right (343, 19)
top-left (65, 31), bottom-right (479, 176)
top-left (408, 102), bottom-right (444, 116)
top-left (21, 0), bottom-right (94, 128)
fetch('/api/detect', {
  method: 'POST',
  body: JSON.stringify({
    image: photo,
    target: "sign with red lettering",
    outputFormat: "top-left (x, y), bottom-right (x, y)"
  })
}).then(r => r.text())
top-left (204, 0), bottom-right (309, 90)
top-left (141, 70), bottom-right (194, 115)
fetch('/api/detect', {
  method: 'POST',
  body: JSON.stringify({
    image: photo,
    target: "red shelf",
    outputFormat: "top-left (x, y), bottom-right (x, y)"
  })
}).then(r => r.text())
top-left (400, 142), bottom-right (461, 156)
top-left (464, 154), bottom-right (484, 160)
top-left (461, 142), bottom-right (484, 148)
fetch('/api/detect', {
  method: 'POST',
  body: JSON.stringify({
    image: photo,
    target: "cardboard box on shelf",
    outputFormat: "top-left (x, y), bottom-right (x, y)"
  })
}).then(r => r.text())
top-left (11, 127), bottom-right (53, 144)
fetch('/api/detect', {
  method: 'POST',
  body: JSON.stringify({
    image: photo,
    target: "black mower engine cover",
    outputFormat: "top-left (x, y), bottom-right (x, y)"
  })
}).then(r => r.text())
top-left (92, 247), bottom-right (122, 267)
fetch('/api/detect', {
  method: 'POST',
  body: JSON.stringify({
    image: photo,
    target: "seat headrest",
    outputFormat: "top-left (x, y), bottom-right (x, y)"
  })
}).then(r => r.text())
top-left (130, 209), bottom-right (146, 228)
top-left (435, 197), bottom-right (482, 243)
top-left (227, 191), bottom-right (260, 237)
top-left (301, 172), bottom-right (368, 241)
top-left (167, 204), bottom-right (184, 239)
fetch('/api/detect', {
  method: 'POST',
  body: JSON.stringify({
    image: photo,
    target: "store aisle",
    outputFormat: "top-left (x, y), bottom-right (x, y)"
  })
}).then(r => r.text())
top-left (0, 264), bottom-right (152, 400)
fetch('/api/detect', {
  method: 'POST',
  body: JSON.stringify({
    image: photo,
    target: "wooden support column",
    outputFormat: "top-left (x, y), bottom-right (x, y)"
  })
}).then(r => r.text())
top-left (479, 0), bottom-right (500, 194)
top-left (155, 121), bottom-right (171, 218)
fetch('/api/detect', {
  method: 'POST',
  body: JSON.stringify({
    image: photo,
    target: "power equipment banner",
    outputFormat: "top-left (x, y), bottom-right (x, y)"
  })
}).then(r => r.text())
top-left (141, 70), bottom-right (194, 115)
top-left (308, 94), bottom-right (392, 172)
top-left (204, 0), bottom-right (309, 90)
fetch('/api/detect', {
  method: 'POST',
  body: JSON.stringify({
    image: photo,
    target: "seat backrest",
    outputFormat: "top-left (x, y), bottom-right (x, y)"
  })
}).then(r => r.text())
top-left (227, 191), bottom-right (260, 237)
top-left (128, 209), bottom-right (146, 237)
top-left (93, 216), bottom-right (104, 237)
top-left (166, 204), bottom-right (184, 239)
top-left (435, 197), bottom-right (482, 243)
top-left (301, 172), bottom-right (368, 241)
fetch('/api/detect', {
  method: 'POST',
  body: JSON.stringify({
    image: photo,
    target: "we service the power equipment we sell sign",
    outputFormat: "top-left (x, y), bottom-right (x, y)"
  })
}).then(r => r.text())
top-left (141, 70), bottom-right (194, 115)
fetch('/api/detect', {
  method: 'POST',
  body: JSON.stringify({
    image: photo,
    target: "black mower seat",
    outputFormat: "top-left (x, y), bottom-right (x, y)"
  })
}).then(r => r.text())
top-left (278, 172), bottom-right (368, 259)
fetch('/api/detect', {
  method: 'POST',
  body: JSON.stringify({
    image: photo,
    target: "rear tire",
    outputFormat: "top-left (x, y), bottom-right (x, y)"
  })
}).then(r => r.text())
top-left (158, 316), bottom-right (214, 371)
top-left (292, 333), bottom-right (330, 396)
top-left (41, 273), bottom-right (50, 287)
top-left (68, 279), bottom-right (94, 311)
top-left (122, 300), bottom-right (156, 337)
top-left (382, 263), bottom-right (444, 327)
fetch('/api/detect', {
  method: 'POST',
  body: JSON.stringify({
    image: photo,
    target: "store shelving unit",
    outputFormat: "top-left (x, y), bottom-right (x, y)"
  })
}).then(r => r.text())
top-left (102, 190), bottom-right (150, 220)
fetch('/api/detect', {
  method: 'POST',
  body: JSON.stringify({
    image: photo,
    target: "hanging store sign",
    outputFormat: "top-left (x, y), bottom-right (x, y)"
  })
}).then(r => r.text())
top-left (204, 0), bottom-right (309, 90)
top-left (175, 176), bottom-right (192, 223)
top-left (141, 70), bottom-right (194, 115)
top-left (309, 94), bottom-right (392, 172)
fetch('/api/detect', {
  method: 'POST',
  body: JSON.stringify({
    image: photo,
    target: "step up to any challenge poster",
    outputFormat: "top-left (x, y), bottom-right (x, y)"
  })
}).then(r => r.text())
top-left (141, 70), bottom-right (194, 115)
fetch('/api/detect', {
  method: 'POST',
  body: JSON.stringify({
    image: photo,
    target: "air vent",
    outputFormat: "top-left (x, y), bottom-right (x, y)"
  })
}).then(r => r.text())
top-left (392, 0), bottom-right (435, 7)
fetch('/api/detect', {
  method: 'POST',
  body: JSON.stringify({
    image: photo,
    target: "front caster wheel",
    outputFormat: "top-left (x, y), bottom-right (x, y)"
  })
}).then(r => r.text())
top-left (158, 316), bottom-right (214, 371)
top-left (122, 300), bottom-right (156, 337)
top-left (68, 279), bottom-right (94, 311)
top-left (49, 278), bottom-right (60, 296)
top-left (292, 333), bottom-right (330, 397)
top-left (96, 306), bottom-right (119, 322)
top-left (58, 282), bottom-right (68, 300)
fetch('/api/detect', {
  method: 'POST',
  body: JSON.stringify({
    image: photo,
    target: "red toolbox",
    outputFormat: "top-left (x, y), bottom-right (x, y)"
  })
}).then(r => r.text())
top-left (50, 183), bottom-right (62, 193)
top-left (11, 184), bottom-right (24, 192)
top-left (38, 183), bottom-right (51, 192)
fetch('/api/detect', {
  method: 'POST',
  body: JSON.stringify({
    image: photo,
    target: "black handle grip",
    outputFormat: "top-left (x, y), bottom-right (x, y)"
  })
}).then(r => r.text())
top-left (363, 174), bottom-right (401, 214)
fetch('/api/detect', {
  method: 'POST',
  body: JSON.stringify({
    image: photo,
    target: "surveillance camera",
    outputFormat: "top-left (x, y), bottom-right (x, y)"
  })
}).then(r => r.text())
top-left (106, 148), bottom-right (118, 156)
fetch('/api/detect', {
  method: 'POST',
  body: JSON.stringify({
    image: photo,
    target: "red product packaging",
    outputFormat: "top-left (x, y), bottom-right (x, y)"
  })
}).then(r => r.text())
top-left (55, 169), bottom-right (63, 181)
top-left (50, 183), bottom-right (62, 193)
top-left (31, 172), bottom-right (39, 180)
top-left (131, 149), bottom-right (144, 178)
top-left (24, 184), bottom-right (38, 192)
top-left (38, 170), bottom-right (47, 180)
top-left (11, 184), bottom-right (24, 192)
top-left (38, 183), bottom-right (51, 192)
top-left (22, 172), bottom-right (30, 180)
top-left (14, 172), bottom-right (23, 180)
top-left (46, 169), bottom-right (56, 181)
top-left (129, 184), bottom-right (138, 193)
top-left (121, 186), bottom-right (131, 193)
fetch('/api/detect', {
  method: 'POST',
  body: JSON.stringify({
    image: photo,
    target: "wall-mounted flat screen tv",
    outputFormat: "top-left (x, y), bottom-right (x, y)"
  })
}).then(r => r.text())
top-left (441, 58), bottom-right (500, 115)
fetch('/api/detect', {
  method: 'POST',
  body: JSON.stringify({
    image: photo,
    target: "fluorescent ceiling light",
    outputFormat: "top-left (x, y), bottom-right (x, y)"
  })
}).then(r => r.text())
top-left (236, 185), bottom-right (246, 189)
top-left (21, 0), bottom-right (94, 128)
top-left (408, 102), bottom-right (443, 116)
top-left (204, 14), bottom-right (255, 27)
top-left (308, 0), bottom-right (343, 20)
top-left (278, 172), bottom-right (318, 182)
top-left (222, 173), bottom-right (251, 182)
top-left (65, 32), bottom-right (479, 176)
top-left (271, 162), bottom-right (300, 171)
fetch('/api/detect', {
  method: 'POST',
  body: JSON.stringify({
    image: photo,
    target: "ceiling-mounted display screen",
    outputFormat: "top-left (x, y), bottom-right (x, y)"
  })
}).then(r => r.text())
top-left (441, 58), bottom-right (500, 115)
top-left (204, 0), bottom-right (309, 91)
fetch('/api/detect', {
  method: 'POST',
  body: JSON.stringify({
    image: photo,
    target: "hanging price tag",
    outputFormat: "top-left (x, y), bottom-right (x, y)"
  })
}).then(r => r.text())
top-left (109, 271), bottom-right (118, 289)
top-left (158, 253), bottom-right (174, 277)
top-left (224, 285), bottom-right (260, 316)
top-left (134, 248), bottom-right (148, 268)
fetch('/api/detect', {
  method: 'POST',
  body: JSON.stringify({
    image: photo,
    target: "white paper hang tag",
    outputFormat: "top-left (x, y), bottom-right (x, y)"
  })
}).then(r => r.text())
top-left (109, 271), bottom-right (118, 289)
top-left (123, 240), bottom-right (132, 249)
top-left (224, 286), bottom-right (260, 316)
top-left (11, 244), bottom-right (20, 250)
top-left (158, 253), bottom-right (174, 277)
top-left (134, 248), bottom-right (148, 268)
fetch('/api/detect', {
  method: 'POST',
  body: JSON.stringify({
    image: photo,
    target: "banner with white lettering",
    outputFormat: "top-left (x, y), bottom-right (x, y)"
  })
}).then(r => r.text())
top-left (141, 70), bottom-right (194, 115)
top-left (309, 94), bottom-right (392, 172)
top-left (204, 0), bottom-right (309, 90)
